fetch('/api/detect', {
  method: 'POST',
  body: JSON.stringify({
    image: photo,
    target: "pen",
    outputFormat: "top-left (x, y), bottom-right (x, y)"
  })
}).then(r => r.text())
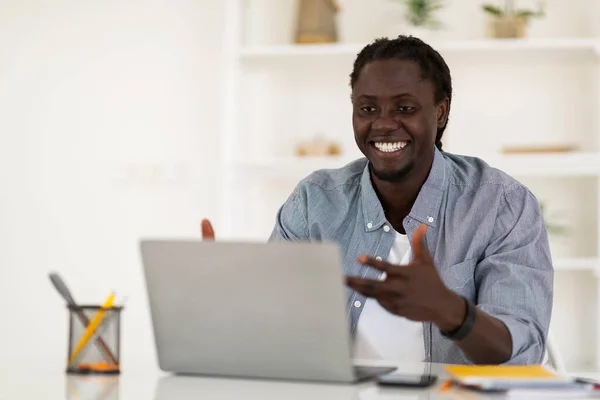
top-left (68, 292), bottom-right (115, 367)
top-left (439, 379), bottom-right (453, 392)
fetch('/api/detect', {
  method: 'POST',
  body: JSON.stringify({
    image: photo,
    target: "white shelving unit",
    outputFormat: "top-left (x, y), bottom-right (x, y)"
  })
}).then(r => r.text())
top-left (240, 38), bottom-right (600, 59)
top-left (222, 0), bottom-right (600, 373)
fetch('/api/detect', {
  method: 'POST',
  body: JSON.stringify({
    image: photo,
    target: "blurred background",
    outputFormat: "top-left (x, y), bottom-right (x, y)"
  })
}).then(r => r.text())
top-left (1, 0), bottom-right (599, 384)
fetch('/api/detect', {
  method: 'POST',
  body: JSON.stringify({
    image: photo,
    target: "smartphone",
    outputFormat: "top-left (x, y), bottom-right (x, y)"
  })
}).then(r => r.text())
top-left (575, 377), bottom-right (600, 388)
top-left (377, 372), bottom-right (438, 388)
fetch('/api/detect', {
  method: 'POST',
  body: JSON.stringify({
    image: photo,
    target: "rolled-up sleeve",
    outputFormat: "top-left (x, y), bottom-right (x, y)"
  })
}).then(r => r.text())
top-left (475, 184), bottom-right (554, 364)
top-left (269, 187), bottom-right (309, 242)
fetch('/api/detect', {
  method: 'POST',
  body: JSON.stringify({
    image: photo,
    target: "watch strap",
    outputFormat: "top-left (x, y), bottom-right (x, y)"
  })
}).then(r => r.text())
top-left (441, 296), bottom-right (476, 341)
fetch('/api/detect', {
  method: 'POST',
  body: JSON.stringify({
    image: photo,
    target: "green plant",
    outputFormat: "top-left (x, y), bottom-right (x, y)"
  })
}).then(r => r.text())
top-left (391, 0), bottom-right (445, 28)
top-left (482, 0), bottom-right (545, 20)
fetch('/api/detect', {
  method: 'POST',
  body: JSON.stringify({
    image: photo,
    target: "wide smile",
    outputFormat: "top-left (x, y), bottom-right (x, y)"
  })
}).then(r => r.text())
top-left (370, 141), bottom-right (409, 156)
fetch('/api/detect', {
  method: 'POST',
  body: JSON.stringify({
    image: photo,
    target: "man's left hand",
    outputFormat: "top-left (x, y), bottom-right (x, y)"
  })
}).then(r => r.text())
top-left (346, 224), bottom-right (465, 332)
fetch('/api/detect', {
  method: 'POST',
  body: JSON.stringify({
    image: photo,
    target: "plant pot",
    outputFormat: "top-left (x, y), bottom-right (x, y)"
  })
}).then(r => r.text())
top-left (294, 0), bottom-right (339, 44)
top-left (486, 15), bottom-right (528, 39)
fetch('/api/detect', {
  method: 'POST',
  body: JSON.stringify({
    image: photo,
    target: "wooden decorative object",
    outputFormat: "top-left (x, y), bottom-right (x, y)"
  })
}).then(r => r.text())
top-left (296, 137), bottom-right (341, 156)
top-left (501, 145), bottom-right (576, 154)
top-left (295, 0), bottom-right (340, 44)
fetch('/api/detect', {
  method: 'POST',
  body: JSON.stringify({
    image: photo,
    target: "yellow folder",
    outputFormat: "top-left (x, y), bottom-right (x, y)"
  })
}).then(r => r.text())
top-left (445, 365), bottom-right (559, 380)
top-left (444, 365), bottom-right (575, 391)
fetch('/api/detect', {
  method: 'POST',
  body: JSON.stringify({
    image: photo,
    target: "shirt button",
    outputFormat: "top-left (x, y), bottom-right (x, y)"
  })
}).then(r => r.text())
top-left (428, 216), bottom-right (434, 223)
top-left (383, 225), bottom-right (390, 232)
top-left (354, 300), bottom-right (362, 308)
top-left (375, 256), bottom-right (382, 261)
top-left (367, 222), bottom-right (373, 229)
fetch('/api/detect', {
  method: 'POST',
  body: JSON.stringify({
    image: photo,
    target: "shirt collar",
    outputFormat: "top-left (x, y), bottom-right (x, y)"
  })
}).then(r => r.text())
top-left (360, 147), bottom-right (448, 232)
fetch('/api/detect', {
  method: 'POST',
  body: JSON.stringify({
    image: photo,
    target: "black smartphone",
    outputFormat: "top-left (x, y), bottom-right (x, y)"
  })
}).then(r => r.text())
top-left (575, 377), bottom-right (600, 387)
top-left (377, 372), bottom-right (438, 388)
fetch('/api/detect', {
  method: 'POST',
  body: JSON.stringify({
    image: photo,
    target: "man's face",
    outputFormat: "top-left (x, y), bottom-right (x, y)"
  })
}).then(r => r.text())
top-left (352, 59), bottom-right (446, 182)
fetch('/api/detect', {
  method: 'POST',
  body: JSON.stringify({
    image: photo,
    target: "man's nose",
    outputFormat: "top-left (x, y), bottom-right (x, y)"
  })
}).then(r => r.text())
top-left (372, 114), bottom-right (400, 132)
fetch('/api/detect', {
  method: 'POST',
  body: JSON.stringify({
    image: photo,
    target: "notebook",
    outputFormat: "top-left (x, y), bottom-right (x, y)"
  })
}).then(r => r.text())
top-left (444, 365), bottom-right (579, 391)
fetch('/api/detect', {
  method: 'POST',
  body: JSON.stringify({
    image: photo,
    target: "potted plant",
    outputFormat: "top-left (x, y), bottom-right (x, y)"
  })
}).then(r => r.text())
top-left (482, 0), bottom-right (545, 38)
top-left (389, 0), bottom-right (444, 39)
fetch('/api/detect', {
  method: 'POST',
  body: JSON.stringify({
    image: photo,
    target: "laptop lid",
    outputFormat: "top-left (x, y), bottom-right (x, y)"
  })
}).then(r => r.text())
top-left (140, 240), bottom-right (356, 382)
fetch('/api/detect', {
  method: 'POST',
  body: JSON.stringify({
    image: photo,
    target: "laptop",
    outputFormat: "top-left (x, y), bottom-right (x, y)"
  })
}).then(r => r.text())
top-left (139, 240), bottom-right (396, 383)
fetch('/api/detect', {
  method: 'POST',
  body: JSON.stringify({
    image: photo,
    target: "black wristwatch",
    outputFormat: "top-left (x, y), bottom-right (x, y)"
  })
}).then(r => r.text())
top-left (440, 296), bottom-right (476, 341)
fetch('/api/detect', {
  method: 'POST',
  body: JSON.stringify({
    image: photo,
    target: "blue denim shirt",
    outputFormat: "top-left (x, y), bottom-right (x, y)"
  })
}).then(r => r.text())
top-left (269, 148), bottom-right (553, 365)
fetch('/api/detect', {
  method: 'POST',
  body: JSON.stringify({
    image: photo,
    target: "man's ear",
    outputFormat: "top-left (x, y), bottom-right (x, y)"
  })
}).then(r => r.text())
top-left (437, 98), bottom-right (449, 129)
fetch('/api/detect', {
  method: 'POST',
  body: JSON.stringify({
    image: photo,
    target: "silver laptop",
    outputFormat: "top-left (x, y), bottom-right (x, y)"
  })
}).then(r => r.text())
top-left (140, 240), bottom-right (396, 383)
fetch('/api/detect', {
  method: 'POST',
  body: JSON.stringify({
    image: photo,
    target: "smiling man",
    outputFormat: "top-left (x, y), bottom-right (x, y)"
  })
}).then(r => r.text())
top-left (203, 36), bottom-right (553, 365)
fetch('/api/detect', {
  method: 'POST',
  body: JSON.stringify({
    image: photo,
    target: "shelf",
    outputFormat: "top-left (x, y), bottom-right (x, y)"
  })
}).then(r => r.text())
top-left (486, 152), bottom-right (600, 177)
top-left (554, 258), bottom-right (600, 271)
top-left (239, 38), bottom-right (600, 61)
top-left (234, 152), bottom-right (600, 179)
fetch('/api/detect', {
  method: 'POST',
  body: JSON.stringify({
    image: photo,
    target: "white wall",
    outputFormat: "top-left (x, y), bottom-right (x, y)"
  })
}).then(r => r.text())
top-left (0, 0), bottom-right (224, 375)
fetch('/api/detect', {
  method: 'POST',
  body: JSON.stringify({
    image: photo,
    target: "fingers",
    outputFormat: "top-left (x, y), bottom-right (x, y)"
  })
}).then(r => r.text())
top-left (357, 255), bottom-right (409, 277)
top-left (377, 297), bottom-right (401, 315)
top-left (411, 223), bottom-right (432, 262)
top-left (201, 219), bottom-right (215, 240)
top-left (346, 276), bottom-right (381, 297)
top-left (346, 276), bottom-right (404, 298)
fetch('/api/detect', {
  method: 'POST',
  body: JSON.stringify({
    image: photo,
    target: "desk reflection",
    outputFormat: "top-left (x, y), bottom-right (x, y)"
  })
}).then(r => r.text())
top-left (66, 374), bottom-right (119, 400)
top-left (153, 375), bottom-right (434, 400)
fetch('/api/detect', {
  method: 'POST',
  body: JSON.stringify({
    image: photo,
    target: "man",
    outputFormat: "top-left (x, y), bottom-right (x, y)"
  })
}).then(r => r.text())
top-left (202, 36), bottom-right (553, 365)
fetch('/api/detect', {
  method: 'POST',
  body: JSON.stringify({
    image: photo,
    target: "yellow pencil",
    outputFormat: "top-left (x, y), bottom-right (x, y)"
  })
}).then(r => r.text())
top-left (68, 292), bottom-right (115, 366)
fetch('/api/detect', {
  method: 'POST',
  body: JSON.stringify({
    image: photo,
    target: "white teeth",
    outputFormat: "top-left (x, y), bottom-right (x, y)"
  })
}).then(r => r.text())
top-left (374, 141), bottom-right (407, 153)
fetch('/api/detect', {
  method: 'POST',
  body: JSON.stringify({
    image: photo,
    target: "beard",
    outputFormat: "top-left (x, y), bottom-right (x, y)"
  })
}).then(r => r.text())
top-left (369, 161), bottom-right (414, 182)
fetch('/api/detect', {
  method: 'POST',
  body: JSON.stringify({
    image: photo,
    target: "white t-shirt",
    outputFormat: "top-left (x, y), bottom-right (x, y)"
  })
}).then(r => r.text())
top-left (352, 231), bottom-right (425, 361)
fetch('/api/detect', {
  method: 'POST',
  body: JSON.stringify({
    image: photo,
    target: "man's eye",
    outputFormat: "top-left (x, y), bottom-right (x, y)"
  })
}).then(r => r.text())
top-left (397, 106), bottom-right (415, 113)
top-left (360, 106), bottom-right (376, 113)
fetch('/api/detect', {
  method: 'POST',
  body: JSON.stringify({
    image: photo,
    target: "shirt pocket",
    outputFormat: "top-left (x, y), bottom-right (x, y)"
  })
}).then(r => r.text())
top-left (438, 258), bottom-right (477, 300)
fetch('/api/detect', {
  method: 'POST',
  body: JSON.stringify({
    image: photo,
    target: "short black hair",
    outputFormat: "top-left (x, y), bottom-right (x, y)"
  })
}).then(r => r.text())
top-left (349, 36), bottom-right (452, 151)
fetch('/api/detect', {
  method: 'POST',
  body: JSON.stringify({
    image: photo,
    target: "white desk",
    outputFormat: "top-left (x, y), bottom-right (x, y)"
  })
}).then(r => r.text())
top-left (2, 361), bottom-right (597, 399)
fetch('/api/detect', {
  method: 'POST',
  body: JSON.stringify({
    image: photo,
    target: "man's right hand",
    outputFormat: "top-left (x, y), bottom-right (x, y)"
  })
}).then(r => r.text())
top-left (201, 219), bottom-right (215, 240)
